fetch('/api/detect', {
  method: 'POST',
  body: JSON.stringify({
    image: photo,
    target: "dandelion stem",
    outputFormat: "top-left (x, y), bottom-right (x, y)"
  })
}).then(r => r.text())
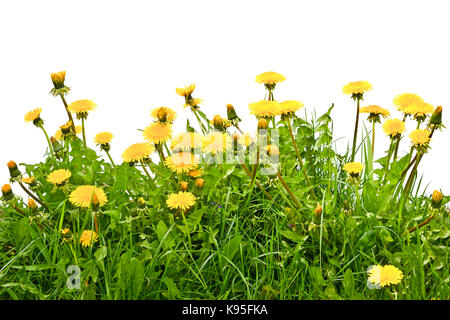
top-left (382, 138), bottom-right (394, 183)
top-left (351, 97), bottom-right (361, 162)
top-left (140, 160), bottom-right (157, 189)
top-left (392, 136), bottom-right (401, 163)
top-left (287, 118), bottom-right (316, 201)
top-left (192, 109), bottom-right (208, 134)
top-left (60, 95), bottom-right (76, 134)
top-left (277, 171), bottom-right (301, 209)
top-left (241, 163), bottom-right (273, 200)
top-left (17, 181), bottom-right (49, 212)
top-left (81, 117), bottom-right (87, 151)
top-left (181, 211), bottom-right (191, 248)
top-left (105, 150), bottom-right (116, 167)
top-left (407, 214), bottom-right (435, 234)
top-left (371, 121), bottom-right (376, 156)
top-left (249, 143), bottom-right (260, 191)
top-left (40, 126), bottom-right (55, 161)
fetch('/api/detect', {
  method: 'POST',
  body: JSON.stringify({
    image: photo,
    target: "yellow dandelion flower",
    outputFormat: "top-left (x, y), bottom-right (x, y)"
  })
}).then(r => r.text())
top-left (164, 152), bottom-right (199, 174)
top-left (248, 100), bottom-right (280, 118)
top-left (150, 107), bottom-right (177, 123)
top-left (264, 144), bottom-right (280, 157)
top-left (176, 84), bottom-right (196, 97)
top-left (22, 176), bottom-right (35, 185)
top-left (166, 191), bottom-right (196, 211)
top-left (202, 132), bottom-right (231, 154)
top-left (393, 93), bottom-right (423, 112)
top-left (278, 100), bottom-right (304, 116)
top-left (28, 199), bottom-right (37, 210)
top-left (382, 119), bottom-right (406, 137)
top-left (94, 132), bottom-right (113, 145)
top-left (69, 185), bottom-right (108, 208)
top-left (24, 108), bottom-right (42, 123)
top-left (188, 169), bottom-right (204, 178)
top-left (403, 101), bottom-right (434, 118)
top-left (61, 227), bottom-right (70, 235)
top-left (79, 230), bottom-right (99, 247)
top-left (342, 81), bottom-right (373, 95)
top-left (47, 169), bottom-right (71, 186)
top-left (54, 125), bottom-right (82, 141)
top-left (343, 162), bottom-right (364, 175)
top-left (122, 143), bottom-right (154, 163)
top-left (67, 99), bottom-right (97, 117)
top-left (143, 122), bottom-right (172, 145)
top-left (171, 132), bottom-right (202, 151)
top-left (409, 129), bottom-right (431, 146)
top-left (184, 97), bottom-right (202, 109)
top-left (255, 71), bottom-right (286, 84)
top-left (368, 265), bottom-right (403, 288)
top-left (359, 105), bottom-right (390, 117)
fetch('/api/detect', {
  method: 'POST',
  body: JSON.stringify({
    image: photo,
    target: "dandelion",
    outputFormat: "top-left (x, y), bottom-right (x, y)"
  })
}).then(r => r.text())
top-left (360, 105), bottom-right (390, 155)
top-left (382, 119), bottom-right (406, 138)
top-left (367, 265), bottom-right (403, 288)
top-left (137, 197), bottom-right (146, 209)
top-left (278, 100), bottom-right (304, 118)
top-left (50, 71), bottom-right (70, 96)
top-left (164, 152), bottom-right (199, 174)
top-left (184, 97), bottom-right (203, 109)
top-left (67, 99), bottom-right (97, 119)
top-left (79, 230), bottom-right (99, 247)
top-left (176, 84), bottom-right (196, 98)
top-left (143, 122), bottom-right (172, 145)
top-left (46, 169), bottom-right (71, 187)
top-left (180, 181), bottom-right (188, 191)
top-left (69, 185), bottom-right (108, 209)
top-left (211, 114), bottom-right (231, 132)
top-left (188, 169), bottom-right (204, 178)
top-left (343, 81), bottom-right (373, 161)
top-left (24, 108), bottom-right (43, 126)
top-left (7, 161), bottom-right (21, 179)
top-left (226, 104), bottom-right (241, 126)
top-left (22, 176), bottom-right (36, 187)
top-left (431, 190), bottom-right (443, 209)
top-left (255, 71), bottom-right (286, 100)
top-left (404, 101), bottom-right (434, 122)
top-left (343, 162), bottom-right (364, 176)
top-left (151, 107), bottom-right (177, 124)
top-left (122, 143), bottom-right (154, 163)
top-left (166, 191), bottom-right (196, 212)
top-left (28, 199), bottom-right (38, 211)
top-left (393, 93), bottom-right (423, 112)
top-left (409, 129), bottom-right (431, 147)
top-left (1, 184), bottom-right (13, 201)
top-left (94, 132), bottom-right (113, 145)
top-left (249, 100), bottom-right (280, 119)
top-left (195, 178), bottom-right (204, 188)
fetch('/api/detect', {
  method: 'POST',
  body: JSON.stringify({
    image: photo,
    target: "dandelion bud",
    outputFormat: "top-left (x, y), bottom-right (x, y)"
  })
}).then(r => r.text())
top-left (28, 199), bottom-right (38, 212)
top-left (157, 108), bottom-right (168, 123)
top-left (227, 104), bottom-right (241, 123)
top-left (265, 144), bottom-right (279, 157)
top-left (314, 204), bottom-right (323, 215)
top-left (180, 181), bottom-right (189, 191)
top-left (343, 200), bottom-right (351, 211)
top-left (213, 115), bottom-right (224, 131)
top-left (432, 190), bottom-right (443, 209)
top-left (91, 193), bottom-right (101, 211)
top-left (51, 71), bottom-right (66, 89)
top-left (137, 197), bottom-right (146, 209)
top-left (429, 106), bottom-right (442, 126)
top-left (50, 136), bottom-right (63, 153)
top-left (60, 121), bottom-right (73, 135)
top-left (257, 118), bottom-right (269, 130)
top-left (1, 184), bottom-right (14, 201)
top-left (195, 178), bottom-right (204, 188)
top-left (61, 228), bottom-right (73, 241)
top-left (22, 176), bottom-right (36, 188)
top-left (7, 161), bottom-right (21, 179)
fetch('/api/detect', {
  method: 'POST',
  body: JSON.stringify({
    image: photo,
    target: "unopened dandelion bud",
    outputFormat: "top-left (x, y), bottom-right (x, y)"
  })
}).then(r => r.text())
top-left (7, 161), bottom-right (21, 179)
top-left (429, 106), bottom-right (443, 126)
top-left (51, 71), bottom-right (66, 89)
top-left (195, 178), bottom-right (204, 188)
top-left (137, 197), bottom-right (146, 209)
top-left (180, 181), bottom-right (189, 191)
top-left (28, 198), bottom-right (38, 212)
top-left (432, 190), bottom-right (443, 209)
top-left (61, 228), bottom-right (73, 241)
top-left (1, 184), bottom-right (14, 201)
top-left (213, 115), bottom-right (224, 131)
top-left (60, 121), bottom-right (73, 135)
top-left (157, 108), bottom-right (168, 123)
top-left (257, 118), bottom-right (269, 130)
top-left (315, 204), bottom-right (323, 215)
top-left (50, 136), bottom-right (63, 153)
top-left (227, 104), bottom-right (241, 123)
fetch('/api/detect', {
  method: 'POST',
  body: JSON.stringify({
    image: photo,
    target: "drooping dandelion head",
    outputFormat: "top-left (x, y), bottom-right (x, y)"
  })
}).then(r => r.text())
top-left (151, 107), bottom-right (177, 124)
top-left (166, 191), bottom-right (196, 212)
top-left (176, 84), bottom-right (196, 98)
top-left (24, 108), bottom-right (43, 127)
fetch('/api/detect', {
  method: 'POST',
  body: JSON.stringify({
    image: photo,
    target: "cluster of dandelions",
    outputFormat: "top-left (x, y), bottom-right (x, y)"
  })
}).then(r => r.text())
top-left (3, 70), bottom-right (446, 291)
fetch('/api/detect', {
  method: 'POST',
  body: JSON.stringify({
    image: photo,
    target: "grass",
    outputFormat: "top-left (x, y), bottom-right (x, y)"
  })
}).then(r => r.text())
top-left (0, 75), bottom-right (448, 300)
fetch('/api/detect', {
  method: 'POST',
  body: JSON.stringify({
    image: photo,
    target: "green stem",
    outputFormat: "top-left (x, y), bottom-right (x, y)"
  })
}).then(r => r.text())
top-left (192, 109), bottom-right (207, 134)
top-left (81, 117), bottom-right (87, 151)
top-left (105, 150), bottom-right (116, 167)
top-left (60, 95), bottom-right (76, 134)
top-left (351, 98), bottom-right (361, 162)
top-left (181, 211), bottom-right (191, 248)
top-left (40, 126), bottom-right (55, 161)
top-left (287, 118), bottom-right (316, 201)
top-left (371, 121), bottom-right (375, 156)
top-left (382, 138), bottom-right (394, 183)
top-left (249, 143), bottom-right (260, 191)
top-left (140, 160), bottom-right (157, 189)
top-left (277, 171), bottom-right (301, 209)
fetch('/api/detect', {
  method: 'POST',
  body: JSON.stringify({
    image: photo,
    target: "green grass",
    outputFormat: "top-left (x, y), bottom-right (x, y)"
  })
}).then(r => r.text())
top-left (0, 94), bottom-right (448, 300)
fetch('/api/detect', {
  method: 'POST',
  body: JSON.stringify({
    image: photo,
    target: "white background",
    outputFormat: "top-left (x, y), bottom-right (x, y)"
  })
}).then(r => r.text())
top-left (1, 0), bottom-right (449, 197)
